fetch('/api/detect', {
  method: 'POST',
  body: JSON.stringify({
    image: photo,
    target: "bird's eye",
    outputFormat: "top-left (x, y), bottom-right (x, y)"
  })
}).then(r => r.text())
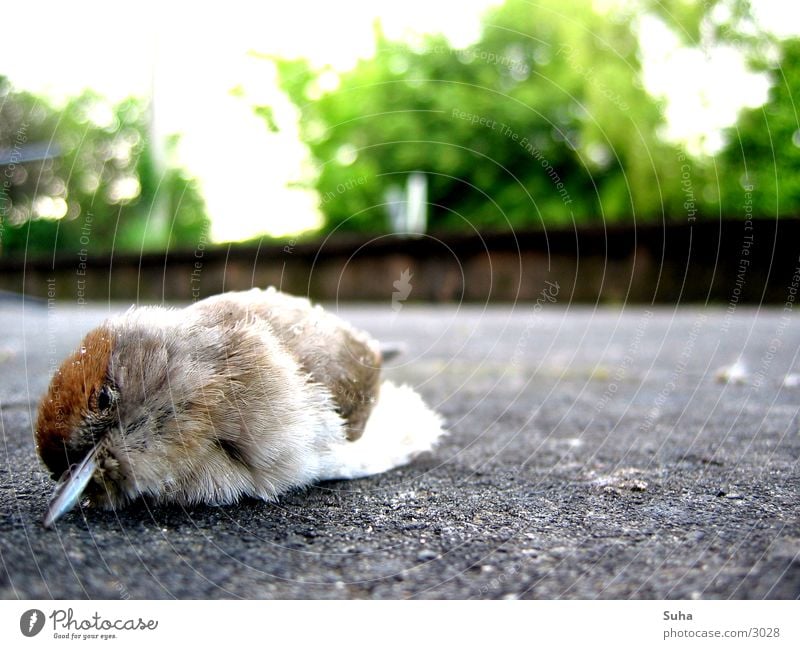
top-left (96, 386), bottom-right (114, 412)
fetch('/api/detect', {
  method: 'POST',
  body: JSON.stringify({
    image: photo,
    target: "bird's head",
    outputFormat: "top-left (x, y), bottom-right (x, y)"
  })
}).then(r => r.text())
top-left (35, 311), bottom-right (226, 527)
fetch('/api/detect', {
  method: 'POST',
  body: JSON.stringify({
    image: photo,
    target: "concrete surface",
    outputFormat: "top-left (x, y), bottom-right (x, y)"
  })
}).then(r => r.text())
top-left (0, 300), bottom-right (798, 599)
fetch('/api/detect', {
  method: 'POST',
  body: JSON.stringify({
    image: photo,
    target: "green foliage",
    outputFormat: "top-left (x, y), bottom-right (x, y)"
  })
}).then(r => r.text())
top-left (642, 0), bottom-right (773, 61)
top-left (269, 0), bottom-right (687, 233)
top-left (716, 39), bottom-right (800, 217)
top-left (0, 80), bottom-right (208, 257)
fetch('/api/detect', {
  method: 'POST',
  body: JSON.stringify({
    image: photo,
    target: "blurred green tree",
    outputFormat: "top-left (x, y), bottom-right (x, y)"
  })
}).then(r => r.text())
top-left (715, 39), bottom-right (800, 217)
top-left (267, 0), bottom-right (687, 233)
top-left (0, 78), bottom-right (208, 256)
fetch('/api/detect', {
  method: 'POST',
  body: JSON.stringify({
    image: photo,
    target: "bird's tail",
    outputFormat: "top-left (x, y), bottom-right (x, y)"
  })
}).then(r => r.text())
top-left (379, 342), bottom-right (407, 363)
top-left (319, 381), bottom-right (445, 480)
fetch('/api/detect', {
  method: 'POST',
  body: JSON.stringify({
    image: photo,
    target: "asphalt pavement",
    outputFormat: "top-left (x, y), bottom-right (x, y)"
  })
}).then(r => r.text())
top-left (1, 299), bottom-right (798, 599)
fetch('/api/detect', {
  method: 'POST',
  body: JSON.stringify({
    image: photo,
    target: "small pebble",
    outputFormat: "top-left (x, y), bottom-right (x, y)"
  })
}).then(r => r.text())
top-left (783, 374), bottom-right (800, 388)
top-left (715, 360), bottom-right (748, 384)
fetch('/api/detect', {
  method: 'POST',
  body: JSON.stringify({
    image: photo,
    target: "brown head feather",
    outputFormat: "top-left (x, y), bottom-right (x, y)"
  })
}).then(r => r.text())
top-left (35, 326), bottom-right (113, 477)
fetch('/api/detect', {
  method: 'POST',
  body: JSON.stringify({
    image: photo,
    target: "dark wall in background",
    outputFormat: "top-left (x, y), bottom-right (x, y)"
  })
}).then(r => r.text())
top-left (2, 220), bottom-right (798, 305)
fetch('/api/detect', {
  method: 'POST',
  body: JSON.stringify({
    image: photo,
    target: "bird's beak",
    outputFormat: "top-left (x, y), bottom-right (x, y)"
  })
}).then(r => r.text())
top-left (43, 443), bottom-right (100, 528)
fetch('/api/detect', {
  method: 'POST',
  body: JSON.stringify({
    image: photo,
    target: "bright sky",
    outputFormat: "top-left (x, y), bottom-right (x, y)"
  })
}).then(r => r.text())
top-left (1, 0), bottom-right (796, 241)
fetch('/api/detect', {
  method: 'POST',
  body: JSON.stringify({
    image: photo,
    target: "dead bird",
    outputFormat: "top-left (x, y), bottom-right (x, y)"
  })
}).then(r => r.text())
top-left (35, 288), bottom-right (444, 527)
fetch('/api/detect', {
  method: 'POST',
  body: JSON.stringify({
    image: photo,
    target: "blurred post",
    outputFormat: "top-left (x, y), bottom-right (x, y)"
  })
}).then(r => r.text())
top-left (386, 172), bottom-right (427, 236)
top-left (146, 33), bottom-right (169, 246)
